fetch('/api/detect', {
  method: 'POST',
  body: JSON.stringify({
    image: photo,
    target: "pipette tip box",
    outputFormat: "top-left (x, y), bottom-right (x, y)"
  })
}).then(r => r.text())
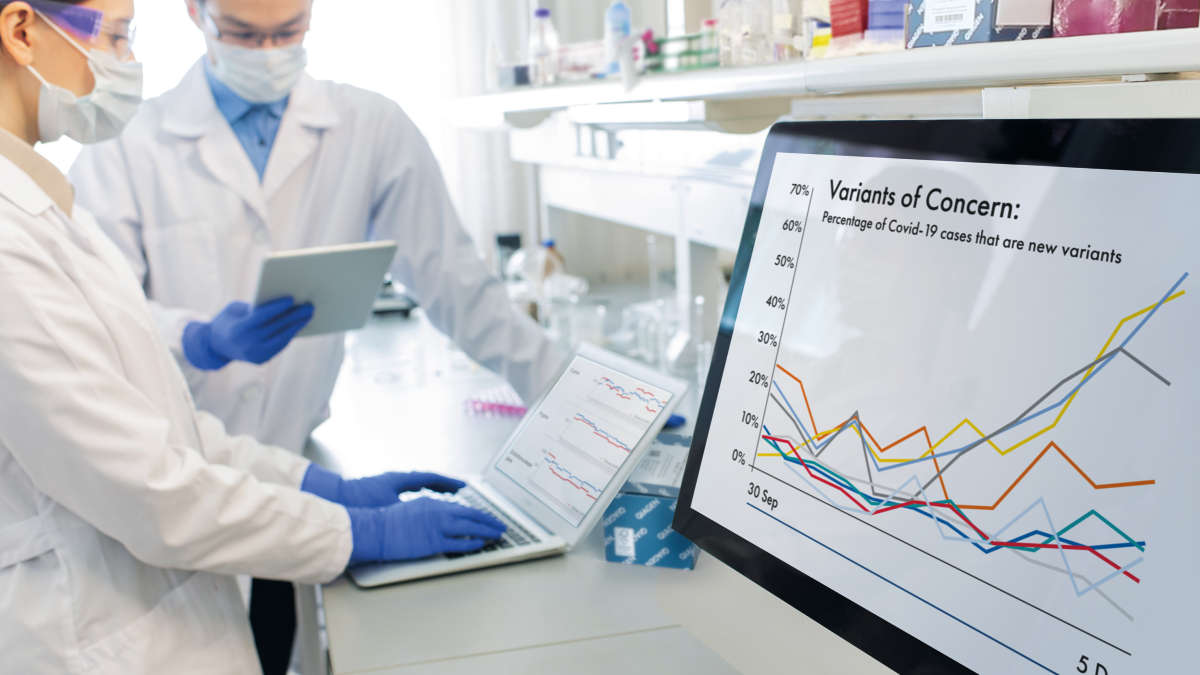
top-left (602, 435), bottom-right (699, 570)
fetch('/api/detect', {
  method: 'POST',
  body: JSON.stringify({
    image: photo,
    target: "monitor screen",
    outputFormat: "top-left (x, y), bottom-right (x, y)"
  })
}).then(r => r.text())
top-left (495, 354), bottom-right (675, 527)
top-left (674, 120), bottom-right (1200, 674)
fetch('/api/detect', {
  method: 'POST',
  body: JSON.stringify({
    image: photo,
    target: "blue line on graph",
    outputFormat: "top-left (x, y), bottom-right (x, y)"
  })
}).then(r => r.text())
top-left (761, 431), bottom-right (1145, 597)
top-left (765, 271), bottom-right (1186, 475)
top-left (544, 456), bottom-right (602, 496)
top-left (599, 377), bottom-right (666, 411)
top-left (574, 413), bottom-right (632, 452)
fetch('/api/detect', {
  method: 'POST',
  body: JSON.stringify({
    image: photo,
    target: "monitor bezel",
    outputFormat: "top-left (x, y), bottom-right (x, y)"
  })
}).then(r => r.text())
top-left (672, 119), bottom-right (1200, 674)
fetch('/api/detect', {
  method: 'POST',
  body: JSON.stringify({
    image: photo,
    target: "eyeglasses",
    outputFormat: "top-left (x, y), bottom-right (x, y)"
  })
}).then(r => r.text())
top-left (23, 0), bottom-right (137, 61)
top-left (203, 10), bottom-right (310, 49)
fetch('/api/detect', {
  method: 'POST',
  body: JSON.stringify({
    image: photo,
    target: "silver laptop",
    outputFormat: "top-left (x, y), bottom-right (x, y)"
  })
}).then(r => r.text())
top-left (349, 344), bottom-right (687, 587)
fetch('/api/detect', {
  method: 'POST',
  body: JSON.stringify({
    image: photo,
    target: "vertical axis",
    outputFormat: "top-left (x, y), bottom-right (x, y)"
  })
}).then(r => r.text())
top-left (751, 186), bottom-right (814, 472)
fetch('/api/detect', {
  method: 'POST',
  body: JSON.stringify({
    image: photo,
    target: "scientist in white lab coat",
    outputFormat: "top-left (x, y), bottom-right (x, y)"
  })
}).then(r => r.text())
top-left (0, 0), bottom-right (508, 672)
top-left (70, 0), bottom-right (568, 669)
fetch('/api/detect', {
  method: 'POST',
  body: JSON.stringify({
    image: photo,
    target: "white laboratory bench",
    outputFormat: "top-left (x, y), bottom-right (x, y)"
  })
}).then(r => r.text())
top-left (308, 313), bottom-right (894, 675)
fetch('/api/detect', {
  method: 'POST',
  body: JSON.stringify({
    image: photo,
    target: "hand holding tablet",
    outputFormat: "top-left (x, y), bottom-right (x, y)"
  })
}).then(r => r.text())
top-left (253, 241), bottom-right (399, 338)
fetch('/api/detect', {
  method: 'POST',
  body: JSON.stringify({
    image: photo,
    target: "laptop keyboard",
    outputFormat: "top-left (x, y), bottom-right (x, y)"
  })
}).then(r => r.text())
top-left (444, 486), bottom-right (541, 559)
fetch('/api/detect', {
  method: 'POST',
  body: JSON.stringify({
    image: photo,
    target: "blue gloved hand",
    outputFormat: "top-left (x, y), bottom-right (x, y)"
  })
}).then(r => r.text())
top-left (346, 498), bottom-right (507, 564)
top-left (182, 297), bottom-right (314, 371)
top-left (301, 464), bottom-right (466, 508)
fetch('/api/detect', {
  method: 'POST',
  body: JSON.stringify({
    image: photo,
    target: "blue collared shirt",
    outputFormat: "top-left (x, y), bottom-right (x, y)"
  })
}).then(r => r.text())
top-left (204, 62), bottom-right (289, 181)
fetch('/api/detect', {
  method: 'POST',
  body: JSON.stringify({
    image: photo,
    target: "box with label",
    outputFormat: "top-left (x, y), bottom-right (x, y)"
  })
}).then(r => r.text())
top-left (905, 0), bottom-right (1052, 47)
top-left (602, 435), bottom-right (700, 570)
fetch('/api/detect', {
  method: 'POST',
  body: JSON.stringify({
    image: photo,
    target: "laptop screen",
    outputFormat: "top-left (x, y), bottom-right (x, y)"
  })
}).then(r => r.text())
top-left (494, 353), bottom-right (675, 527)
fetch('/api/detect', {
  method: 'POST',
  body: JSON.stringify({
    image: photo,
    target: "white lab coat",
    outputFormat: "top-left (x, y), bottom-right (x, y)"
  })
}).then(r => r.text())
top-left (71, 61), bottom-right (567, 453)
top-left (0, 144), bottom-right (352, 673)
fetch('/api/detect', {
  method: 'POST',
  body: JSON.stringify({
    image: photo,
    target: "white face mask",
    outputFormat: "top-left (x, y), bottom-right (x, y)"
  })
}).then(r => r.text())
top-left (27, 11), bottom-right (144, 145)
top-left (207, 40), bottom-right (307, 104)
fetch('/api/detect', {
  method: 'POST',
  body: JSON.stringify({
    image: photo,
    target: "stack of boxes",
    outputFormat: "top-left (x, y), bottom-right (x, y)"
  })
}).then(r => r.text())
top-left (905, 0), bottom-right (1196, 47)
top-left (602, 434), bottom-right (700, 570)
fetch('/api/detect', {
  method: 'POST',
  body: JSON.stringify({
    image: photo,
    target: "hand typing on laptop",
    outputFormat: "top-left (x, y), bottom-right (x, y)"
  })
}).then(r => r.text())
top-left (299, 464), bottom-right (506, 563)
top-left (346, 499), bottom-right (508, 564)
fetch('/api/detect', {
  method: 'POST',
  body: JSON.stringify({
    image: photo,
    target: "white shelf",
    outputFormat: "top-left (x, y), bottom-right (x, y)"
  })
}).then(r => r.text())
top-left (455, 29), bottom-right (1200, 126)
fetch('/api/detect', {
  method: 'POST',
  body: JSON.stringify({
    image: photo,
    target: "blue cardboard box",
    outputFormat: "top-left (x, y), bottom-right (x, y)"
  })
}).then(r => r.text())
top-left (602, 435), bottom-right (700, 569)
top-left (905, 0), bottom-right (1051, 47)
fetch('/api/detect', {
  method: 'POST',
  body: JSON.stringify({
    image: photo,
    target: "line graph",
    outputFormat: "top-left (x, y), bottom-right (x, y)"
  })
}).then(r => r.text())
top-left (572, 413), bottom-right (632, 453)
top-left (760, 433), bottom-right (1144, 592)
top-left (686, 151), bottom-right (1200, 672)
top-left (496, 354), bottom-right (674, 528)
top-left (762, 382), bottom-right (1158, 508)
top-left (596, 377), bottom-right (667, 414)
top-left (754, 275), bottom-right (1185, 475)
top-left (742, 276), bottom-right (1184, 600)
top-left (544, 456), bottom-right (601, 501)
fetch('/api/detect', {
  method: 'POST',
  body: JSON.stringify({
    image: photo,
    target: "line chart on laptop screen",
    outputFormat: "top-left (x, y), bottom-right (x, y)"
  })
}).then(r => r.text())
top-left (496, 355), bottom-right (673, 527)
top-left (689, 151), bottom-right (1198, 673)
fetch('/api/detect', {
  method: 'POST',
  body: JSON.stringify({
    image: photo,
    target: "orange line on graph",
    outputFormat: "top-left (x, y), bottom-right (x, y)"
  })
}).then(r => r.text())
top-left (770, 370), bottom-right (1156, 505)
top-left (952, 440), bottom-right (1155, 511)
top-left (773, 290), bottom-right (1185, 466)
top-left (762, 434), bottom-right (1155, 512)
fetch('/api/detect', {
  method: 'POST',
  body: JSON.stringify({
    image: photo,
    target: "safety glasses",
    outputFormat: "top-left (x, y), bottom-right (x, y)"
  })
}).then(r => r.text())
top-left (8, 0), bottom-right (137, 61)
top-left (203, 8), bottom-right (310, 49)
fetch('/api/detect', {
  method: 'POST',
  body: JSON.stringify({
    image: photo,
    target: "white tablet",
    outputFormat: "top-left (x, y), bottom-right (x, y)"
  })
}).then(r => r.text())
top-left (253, 241), bottom-right (398, 338)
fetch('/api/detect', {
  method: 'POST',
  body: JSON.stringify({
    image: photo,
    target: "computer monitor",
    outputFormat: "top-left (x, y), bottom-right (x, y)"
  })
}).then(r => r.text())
top-left (674, 119), bottom-right (1199, 673)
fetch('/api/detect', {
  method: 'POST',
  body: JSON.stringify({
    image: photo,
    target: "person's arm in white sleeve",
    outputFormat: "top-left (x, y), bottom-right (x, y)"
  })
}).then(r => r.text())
top-left (0, 230), bottom-right (350, 583)
top-left (369, 106), bottom-right (569, 403)
top-left (70, 142), bottom-right (204, 363)
top-left (192, 410), bottom-right (311, 488)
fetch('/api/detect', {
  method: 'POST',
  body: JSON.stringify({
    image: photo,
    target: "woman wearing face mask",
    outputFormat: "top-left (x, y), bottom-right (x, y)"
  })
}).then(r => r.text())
top-left (0, 2), bottom-right (508, 672)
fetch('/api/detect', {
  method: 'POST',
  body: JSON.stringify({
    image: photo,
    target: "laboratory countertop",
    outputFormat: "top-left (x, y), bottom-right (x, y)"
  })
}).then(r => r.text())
top-left (311, 313), bottom-right (893, 675)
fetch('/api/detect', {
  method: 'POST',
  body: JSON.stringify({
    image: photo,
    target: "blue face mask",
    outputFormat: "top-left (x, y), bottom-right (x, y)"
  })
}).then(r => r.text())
top-left (207, 40), bottom-right (308, 104)
top-left (27, 10), bottom-right (144, 144)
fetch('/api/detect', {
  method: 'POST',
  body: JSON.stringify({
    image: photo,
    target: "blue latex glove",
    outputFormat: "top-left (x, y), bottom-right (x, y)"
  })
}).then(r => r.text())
top-left (664, 413), bottom-right (686, 430)
top-left (301, 464), bottom-right (466, 508)
top-left (347, 499), bottom-right (507, 564)
top-left (182, 296), bottom-right (314, 370)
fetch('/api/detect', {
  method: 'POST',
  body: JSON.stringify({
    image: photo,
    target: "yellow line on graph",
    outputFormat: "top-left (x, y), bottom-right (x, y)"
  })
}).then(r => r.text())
top-left (780, 290), bottom-right (1185, 464)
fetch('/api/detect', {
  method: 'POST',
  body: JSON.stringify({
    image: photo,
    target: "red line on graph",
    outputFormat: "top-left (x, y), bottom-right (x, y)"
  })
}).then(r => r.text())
top-left (762, 435), bottom-right (1140, 584)
top-left (547, 467), bottom-right (598, 499)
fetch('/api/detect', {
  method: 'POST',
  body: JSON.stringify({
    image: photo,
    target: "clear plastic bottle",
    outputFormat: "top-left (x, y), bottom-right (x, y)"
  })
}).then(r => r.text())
top-left (700, 18), bottom-right (720, 67)
top-left (604, 1), bottom-right (633, 76)
top-left (718, 0), bottom-right (743, 66)
top-left (528, 8), bottom-right (560, 87)
top-left (741, 0), bottom-right (773, 65)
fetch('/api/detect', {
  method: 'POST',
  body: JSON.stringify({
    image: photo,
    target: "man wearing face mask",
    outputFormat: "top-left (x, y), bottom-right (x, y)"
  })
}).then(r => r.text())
top-left (69, 0), bottom-right (569, 672)
top-left (0, 1), bottom-right (510, 673)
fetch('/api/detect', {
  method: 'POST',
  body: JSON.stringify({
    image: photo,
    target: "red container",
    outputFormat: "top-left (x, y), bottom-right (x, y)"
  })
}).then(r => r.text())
top-left (1052, 0), bottom-right (1156, 36)
top-left (830, 0), bottom-right (870, 36)
top-left (1157, 0), bottom-right (1200, 29)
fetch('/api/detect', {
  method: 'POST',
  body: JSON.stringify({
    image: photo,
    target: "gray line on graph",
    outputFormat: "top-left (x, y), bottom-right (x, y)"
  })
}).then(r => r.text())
top-left (1008, 549), bottom-right (1134, 622)
top-left (855, 412), bottom-right (891, 499)
top-left (916, 347), bottom-right (1169, 492)
top-left (768, 346), bottom-right (1168, 495)
top-left (768, 395), bottom-right (916, 499)
top-left (1118, 348), bottom-right (1170, 386)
